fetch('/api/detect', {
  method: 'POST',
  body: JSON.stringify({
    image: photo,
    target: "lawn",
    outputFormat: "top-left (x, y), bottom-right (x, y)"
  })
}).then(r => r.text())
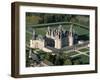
top-left (78, 54), bottom-right (89, 64)
top-left (65, 51), bottom-right (79, 57)
top-left (79, 48), bottom-right (89, 52)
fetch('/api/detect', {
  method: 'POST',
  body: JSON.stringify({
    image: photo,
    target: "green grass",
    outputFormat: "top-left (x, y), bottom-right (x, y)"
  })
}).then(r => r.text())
top-left (65, 51), bottom-right (79, 57)
top-left (86, 52), bottom-right (89, 55)
top-left (26, 15), bottom-right (41, 25)
top-left (78, 54), bottom-right (89, 64)
top-left (35, 28), bottom-right (47, 36)
top-left (64, 59), bottom-right (72, 65)
top-left (70, 54), bottom-right (89, 65)
top-left (79, 48), bottom-right (89, 52)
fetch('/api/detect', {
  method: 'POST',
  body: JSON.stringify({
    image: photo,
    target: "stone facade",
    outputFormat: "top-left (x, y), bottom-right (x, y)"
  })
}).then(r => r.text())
top-left (30, 25), bottom-right (78, 51)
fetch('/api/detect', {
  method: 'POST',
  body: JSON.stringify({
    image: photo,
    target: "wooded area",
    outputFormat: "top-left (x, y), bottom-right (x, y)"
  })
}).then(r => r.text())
top-left (26, 12), bottom-right (89, 26)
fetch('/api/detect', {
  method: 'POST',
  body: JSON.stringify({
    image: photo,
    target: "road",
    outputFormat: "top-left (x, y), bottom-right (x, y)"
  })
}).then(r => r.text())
top-left (70, 50), bottom-right (89, 58)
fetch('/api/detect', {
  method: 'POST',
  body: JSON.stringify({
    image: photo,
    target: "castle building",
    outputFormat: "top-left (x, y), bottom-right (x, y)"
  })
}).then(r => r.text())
top-left (30, 30), bottom-right (45, 49)
top-left (30, 25), bottom-right (78, 51)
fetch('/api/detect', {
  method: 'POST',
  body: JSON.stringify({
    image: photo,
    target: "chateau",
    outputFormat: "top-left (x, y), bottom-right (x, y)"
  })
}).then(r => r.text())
top-left (30, 25), bottom-right (78, 52)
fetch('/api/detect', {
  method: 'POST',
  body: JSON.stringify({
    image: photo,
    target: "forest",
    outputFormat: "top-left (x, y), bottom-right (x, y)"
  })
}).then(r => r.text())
top-left (26, 12), bottom-right (89, 26)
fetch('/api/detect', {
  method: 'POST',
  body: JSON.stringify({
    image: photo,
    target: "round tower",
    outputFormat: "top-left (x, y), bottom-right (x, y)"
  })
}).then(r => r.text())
top-left (68, 24), bottom-right (73, 46)
top-left (32, 29), bottom-right (36, 40)
top-left (54, 27), bottom-right (62, 49)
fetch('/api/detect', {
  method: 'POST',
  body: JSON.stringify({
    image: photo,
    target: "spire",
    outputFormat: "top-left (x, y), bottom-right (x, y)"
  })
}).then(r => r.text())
top-left (32, 29), bottom-right (36, 40)
top-left (69, 24), bottom-right (73, 36)
top-left (69, 24), bottom-right (76, 35)
top-left (68, 24), bottom-right (73, 46)
top-left (48, 26), bottom-right (50, 31)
